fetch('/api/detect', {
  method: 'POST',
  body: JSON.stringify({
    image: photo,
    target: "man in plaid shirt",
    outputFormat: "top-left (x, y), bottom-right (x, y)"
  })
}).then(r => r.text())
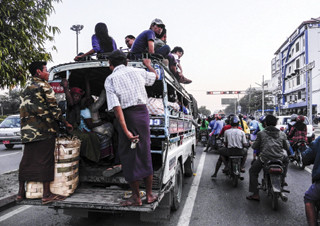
top-left (105, 50), bottom-right (160, 206)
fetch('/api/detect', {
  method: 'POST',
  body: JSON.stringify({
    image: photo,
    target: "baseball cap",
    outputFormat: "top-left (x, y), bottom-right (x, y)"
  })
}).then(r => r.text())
top-left (151, 18), bottom-right (165, 27)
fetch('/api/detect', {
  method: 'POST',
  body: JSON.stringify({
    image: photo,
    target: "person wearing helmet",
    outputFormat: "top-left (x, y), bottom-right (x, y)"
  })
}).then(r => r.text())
top-left (287, 115), bottom-right (307, 157)
top-left (204, 116), bottom-right (216, 152)
top-left (284, 114), bottom-right (298, 135)
top-left (211, 116), bottom-right (248, 178)
top-left (247, 115), bottom-right (290, 201)
top-left (238, 114), bottom-right (250, 134)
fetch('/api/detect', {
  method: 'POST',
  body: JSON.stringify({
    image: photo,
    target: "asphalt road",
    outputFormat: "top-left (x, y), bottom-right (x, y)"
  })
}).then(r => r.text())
top-left (0, 145), bottom-right (313, 226)
top-left (0, 144), bottom-right (23, 174)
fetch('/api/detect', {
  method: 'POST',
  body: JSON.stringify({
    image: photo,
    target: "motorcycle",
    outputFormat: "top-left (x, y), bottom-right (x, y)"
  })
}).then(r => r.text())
top-left (259, 159), bottom-right (289, 210)
top-left (200, 130), bottom-right (208, 147)
top-left (225, 156), bottom-right (243, 187)
top-left (213, 135), bottom-right (224, 151)
top-left (291, 140), bottom-right (308, 170)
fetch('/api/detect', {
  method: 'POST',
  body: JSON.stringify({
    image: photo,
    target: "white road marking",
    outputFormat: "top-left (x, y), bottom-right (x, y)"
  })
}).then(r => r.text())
top-left (177, 148), bottom-right (206, 226)
top-left (0, 152), bottom-right (21, 158)
top-left (0, 205), bottom-right (31, 222)
top-left (304, 167), bottom-right (312, 174)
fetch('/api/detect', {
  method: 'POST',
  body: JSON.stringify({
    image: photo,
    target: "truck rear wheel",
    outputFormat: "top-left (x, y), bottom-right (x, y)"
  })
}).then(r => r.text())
top-left (184, 155), bottom-right (194, 177)
top-left (5, 144), bottom-right (14, 149)
top-left (171, 161), bottom-right (183, 211)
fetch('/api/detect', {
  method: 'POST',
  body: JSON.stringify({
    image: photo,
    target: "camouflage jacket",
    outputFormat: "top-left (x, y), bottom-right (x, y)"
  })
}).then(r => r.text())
top-left (20, 76), bottom-right (63, 143)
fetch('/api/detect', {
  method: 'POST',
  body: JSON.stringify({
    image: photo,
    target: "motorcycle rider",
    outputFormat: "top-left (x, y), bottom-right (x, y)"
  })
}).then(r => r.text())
top-left (199, 118), bottom-right (209, 147)
top-left (287, 115), bottom-right (307, 157)
top-left (302, 137), bottom-right (320, 226)
top-left (247, 114), bottom-right (290, 201)
top-left (204, 115), bottom-right (216, 152)
top-left (211, 115), bottom-right (248, 178)
top-left (285, 114), bottom-right (298, 135)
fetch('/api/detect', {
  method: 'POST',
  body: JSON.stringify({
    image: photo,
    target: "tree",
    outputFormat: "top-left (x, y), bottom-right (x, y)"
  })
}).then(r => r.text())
top-left (0, 0), bottom-right (61, 88)
top-left (0, 89), bottom-right (21, 115)
top-left (198, 106), bottom-right (211, 117)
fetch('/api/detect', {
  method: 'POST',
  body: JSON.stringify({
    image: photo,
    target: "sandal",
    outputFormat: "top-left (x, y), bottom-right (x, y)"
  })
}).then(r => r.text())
top-left (246, 195), bottom-right (260, 202)
top-left (103, 165), bottom-right (122, 178)
top-left (15, 194), bottom-right (26, 203)
top-left (42, 194), bottom-right (65, 205)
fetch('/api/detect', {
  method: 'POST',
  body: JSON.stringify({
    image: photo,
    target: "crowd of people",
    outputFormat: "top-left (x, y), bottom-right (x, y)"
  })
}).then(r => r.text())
top-left (198, 113), bottom-right (319, 225)
top-left (75, 19), bottom-right (192, 84)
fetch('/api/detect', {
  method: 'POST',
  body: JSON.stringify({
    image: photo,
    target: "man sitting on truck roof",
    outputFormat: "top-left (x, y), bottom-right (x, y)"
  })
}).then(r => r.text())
top-left (130, 18), bottom-right (169, 59)
top-left (105, 50), bottom-right (160, 206)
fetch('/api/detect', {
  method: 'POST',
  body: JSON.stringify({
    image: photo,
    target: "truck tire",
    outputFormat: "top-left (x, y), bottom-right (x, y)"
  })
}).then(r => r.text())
top-left (5, 144), bottom-right (14, 149)
top-left (184, 155), bottom-right (194, 177)
top-left (171, 161), bottom-right (183, 211)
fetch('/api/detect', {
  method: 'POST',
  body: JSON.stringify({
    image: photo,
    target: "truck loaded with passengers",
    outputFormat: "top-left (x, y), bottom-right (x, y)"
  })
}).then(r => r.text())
top-left (19, 51), bottom-right (199, 221)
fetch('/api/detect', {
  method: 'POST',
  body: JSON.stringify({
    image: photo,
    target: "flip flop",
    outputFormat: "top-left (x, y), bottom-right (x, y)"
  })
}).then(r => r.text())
top-left (246, 195), bottom-right (260, 202)
top-left (120, 199), bottom-right (142, 207)
top-left (42, 194), bottom-right (59, 205)
top-left (15, 194), bottom-right (25, 203)
top-left (103, 165), bottom-right (122, 177)
top-left (146, 194), bottom-right (158, 204)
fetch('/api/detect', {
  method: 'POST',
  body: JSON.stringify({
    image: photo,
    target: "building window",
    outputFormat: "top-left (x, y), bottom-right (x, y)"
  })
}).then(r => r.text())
top-left (297, 75), bottom-right (300, 85)
top-left (296, 58), bottom-right (300, 69)
top-left (288, 66), bottom-right (291, 74)
top-left (290, 95), bottom-right (292, 101)
top-left (291, 48), bottom-right (294, 56)
top-left (303, 38), bottom-right (305, 47)
top-left (298, 91), bottom-right (301, 99)
top-left (288, 80), bottom-right (291, 88)
top-left (296, 42), bottom-right (299, 52)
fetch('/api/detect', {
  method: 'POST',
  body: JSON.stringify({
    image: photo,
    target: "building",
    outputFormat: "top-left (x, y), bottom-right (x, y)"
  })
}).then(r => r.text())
top-left (271, 17), bottom-right (320, 116)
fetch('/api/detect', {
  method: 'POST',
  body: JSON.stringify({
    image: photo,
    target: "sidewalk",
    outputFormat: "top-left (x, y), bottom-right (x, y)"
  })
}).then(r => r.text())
top-left (0, 170), bottom-right (18, 209)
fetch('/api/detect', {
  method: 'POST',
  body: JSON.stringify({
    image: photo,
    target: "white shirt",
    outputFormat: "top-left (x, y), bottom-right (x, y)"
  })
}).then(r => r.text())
top-left (224, 128), bottom-right (248, 149)
top-left (105, 65), bottom-right (156, 110)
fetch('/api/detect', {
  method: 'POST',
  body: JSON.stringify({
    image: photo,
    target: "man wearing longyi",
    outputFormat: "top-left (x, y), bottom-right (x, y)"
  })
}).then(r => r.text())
top-left (105, 50), bottom-right (161, 206)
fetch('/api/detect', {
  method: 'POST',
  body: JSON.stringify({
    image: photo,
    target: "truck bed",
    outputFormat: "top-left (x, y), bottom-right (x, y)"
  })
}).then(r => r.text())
top-left (19, 185), bottom-right (163, 212)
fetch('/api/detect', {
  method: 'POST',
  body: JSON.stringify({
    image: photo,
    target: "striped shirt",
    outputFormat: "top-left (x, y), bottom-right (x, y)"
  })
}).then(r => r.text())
top-left (105, 65), bottom-right (156, 110)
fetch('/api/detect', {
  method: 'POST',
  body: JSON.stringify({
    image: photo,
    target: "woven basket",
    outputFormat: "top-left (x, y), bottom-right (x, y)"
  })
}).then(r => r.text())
top-left (26, 137), bottom-right (81, 199)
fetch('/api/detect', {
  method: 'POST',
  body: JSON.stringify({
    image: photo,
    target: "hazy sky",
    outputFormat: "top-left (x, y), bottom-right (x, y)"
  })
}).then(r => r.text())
top-left (46, 0), bottom-right (320, 113)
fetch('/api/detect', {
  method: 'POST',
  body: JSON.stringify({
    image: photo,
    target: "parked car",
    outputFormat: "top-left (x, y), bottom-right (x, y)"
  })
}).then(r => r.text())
top-left (276, 115), bottom-right (315, 143)
top-left (0, 114), bottom-right (21, 149)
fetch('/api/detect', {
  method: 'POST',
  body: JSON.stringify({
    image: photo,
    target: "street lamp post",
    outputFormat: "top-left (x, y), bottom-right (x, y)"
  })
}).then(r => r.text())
top-left (70, 24), bottom-right (84, 55)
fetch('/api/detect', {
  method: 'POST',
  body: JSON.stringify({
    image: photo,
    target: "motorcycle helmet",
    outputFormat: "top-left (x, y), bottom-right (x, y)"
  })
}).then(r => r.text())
top-left (230, 116), bottom-right (240, 126)
top-left (296, 115), bottom-right (305, 122)
top-left (259, 115), bottom-right (266, 122)
top-left (290, 114), bottom-right (298, 121)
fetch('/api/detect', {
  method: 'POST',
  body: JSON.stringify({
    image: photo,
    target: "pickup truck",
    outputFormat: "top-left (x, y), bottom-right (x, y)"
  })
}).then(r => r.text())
top-left (19, 55), bottom-right (198, 222)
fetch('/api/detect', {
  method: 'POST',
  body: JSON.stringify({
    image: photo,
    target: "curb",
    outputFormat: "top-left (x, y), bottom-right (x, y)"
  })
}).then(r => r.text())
top-left (0, 194), bottom-right (16, 209)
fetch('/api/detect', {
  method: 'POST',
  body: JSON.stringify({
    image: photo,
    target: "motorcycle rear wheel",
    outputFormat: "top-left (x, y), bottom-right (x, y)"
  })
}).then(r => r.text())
top-left (272, 192), bottom-right (279, 210)
top-left (297, 152), bottom-right (305, 170)
top-left (232, 175), bottom-right (238, 187)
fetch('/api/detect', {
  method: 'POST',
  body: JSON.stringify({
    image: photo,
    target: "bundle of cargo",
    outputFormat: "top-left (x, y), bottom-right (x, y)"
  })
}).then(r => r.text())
top-left (26, 137), bottom-right (81, 199)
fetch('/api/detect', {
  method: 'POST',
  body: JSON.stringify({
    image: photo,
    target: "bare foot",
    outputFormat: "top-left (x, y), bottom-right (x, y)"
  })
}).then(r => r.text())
top-left (121, 196), bottom-right (142, 206)
top-left (146, 194), bottom-right (158, 204)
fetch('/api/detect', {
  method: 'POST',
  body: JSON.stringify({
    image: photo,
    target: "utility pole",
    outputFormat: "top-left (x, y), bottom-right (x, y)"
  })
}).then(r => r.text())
top-left (301, 61), bottom-right (315, 124)
top-left (70, 24), bottom-right (84, 55)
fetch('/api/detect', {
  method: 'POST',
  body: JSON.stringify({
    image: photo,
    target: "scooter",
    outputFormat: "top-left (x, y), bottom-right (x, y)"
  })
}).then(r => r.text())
top-left (291, 141), bottom-right (308, 170)
top-left (259, 159), bottom-right (289, 210)
top-left (200, 130), bottom-right (208, 147)
top-left (226, 156), bottom-right (243, 187)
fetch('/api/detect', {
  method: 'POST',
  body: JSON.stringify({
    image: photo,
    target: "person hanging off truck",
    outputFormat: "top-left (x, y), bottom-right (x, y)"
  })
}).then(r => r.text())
top-left (17, 61), bottom-right (73, 204)
top-left (105, 50), bottom-right (161, 206)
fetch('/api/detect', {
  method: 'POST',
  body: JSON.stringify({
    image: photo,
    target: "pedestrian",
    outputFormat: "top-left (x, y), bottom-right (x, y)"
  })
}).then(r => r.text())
top-left (105, 50), bottom-right (160, 206)
top-left (16, 61), bottom-right (73, 204)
